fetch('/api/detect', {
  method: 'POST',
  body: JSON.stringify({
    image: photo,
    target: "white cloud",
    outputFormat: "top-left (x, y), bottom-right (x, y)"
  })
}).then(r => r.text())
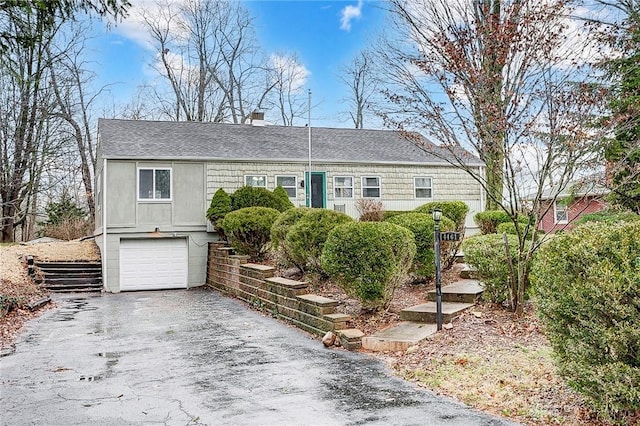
top-left (270, 53), bottom-right (310, 92)
top-left (340, 0), bottom-right (363, 31)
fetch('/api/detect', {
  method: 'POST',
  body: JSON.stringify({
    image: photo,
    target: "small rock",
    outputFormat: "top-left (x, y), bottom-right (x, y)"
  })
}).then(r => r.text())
top-left (406, 345), bottom-right (419, 354)
top-left (322, 331), bottom-right (336, 347)
top-left (334, 335), bottom-right (342, 347)
top-left (443, 322), bottom-right (454, 330)
top-left (472, 311), bottom-right (483, 318)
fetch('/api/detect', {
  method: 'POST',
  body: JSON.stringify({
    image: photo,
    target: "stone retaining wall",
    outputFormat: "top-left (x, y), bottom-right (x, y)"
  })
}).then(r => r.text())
top-left (206, 243), bottom-right (363, 350)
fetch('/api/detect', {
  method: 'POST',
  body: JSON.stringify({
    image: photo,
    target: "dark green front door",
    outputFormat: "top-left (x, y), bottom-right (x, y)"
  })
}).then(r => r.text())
top-left (306, 172), bottom-right (326, 208)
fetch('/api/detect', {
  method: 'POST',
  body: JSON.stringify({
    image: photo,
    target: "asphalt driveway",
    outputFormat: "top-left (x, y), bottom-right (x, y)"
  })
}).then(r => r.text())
top-left (0, 289), bottom-right (515, 425)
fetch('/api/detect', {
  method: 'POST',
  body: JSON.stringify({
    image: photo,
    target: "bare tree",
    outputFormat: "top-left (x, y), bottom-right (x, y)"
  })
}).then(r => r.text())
top-left (268, 52), bottom-right (309, 126)
top-left (0, 7), bottom-right (61, 242)
top-left (340, 50), bottom-right (377, 129)
top-left (378, 0), bottom-right (605, 314)
top-left (47, 21), bottom-right (106, 220)
top-left (141, 0), bottom-right (276, 123)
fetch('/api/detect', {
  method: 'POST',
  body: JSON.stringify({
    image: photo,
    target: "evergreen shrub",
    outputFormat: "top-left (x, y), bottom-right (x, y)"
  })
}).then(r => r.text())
top-left (474, 210), bottom-right (527, 234)
top-left (386, 212), bottom-right (455, 280)
top-left (320, 221), bottom-right (416, 311)
top-left (532, 221), bottom-right (640, 423)
top-left (461, 233), bottom-right (528, 303)
top-left (270, 207), bottom-right (311, 267)
top-left (220, 207), bottom-right (280, 260)
top-left (206, 188), bottom-right (232, 237)
top-left (414, 201), bottom-right (470, 232)
top-left (231, 186), bottom-right (293, 212)
top-left (284, 209), bottom-right (353, 272)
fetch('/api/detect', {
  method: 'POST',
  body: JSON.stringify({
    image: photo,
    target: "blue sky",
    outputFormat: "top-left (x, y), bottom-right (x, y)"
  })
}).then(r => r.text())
top-left (89, 0), bottom-right (388, 128)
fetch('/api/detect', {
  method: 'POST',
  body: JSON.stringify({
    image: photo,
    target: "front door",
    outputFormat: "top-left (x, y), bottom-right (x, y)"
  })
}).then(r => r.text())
top-left (306, 172), bottom-right (326, 208)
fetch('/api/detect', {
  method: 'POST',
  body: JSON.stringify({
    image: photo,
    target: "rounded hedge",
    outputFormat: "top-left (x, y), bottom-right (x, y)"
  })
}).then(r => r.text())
top-left (220, 206), bottom-right (281, 260)
top-left (496, 221), bottom-right (542, 239)
top-left (206, 188), bottom-right (232, 237)
top-left (284, 209), bottom-right (353, 272)
top-left (320, 221), bottom-right (416, 311)
top-left (531, 221), bottom-right (640, 422)
top-left (386, 212), bottom-right (455, 279)
top-left (414, 201), bottom-right (469, 232)
top-left (270, 207), bottom-right (312, 265)
top-left (474, 210), bottom-right (528, 234)
top-left (461, 233), bottom-right (528, 304)
top-left (575, 209), bottom-right (640, 225)
top-left (231, 185), bottom-right (294, 212)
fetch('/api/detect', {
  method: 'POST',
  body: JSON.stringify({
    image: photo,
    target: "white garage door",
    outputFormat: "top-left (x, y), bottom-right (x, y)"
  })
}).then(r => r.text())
top-left (120, 238), bottom-right (188, 291)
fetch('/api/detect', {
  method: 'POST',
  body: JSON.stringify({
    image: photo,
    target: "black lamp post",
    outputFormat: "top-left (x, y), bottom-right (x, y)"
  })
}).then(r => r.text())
top-left (433, 208), bottom-right (443, 331)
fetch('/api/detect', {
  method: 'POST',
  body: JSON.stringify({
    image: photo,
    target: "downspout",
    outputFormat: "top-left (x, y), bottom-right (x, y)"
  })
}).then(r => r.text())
top-left (102, 158), bottom-right (108, 291)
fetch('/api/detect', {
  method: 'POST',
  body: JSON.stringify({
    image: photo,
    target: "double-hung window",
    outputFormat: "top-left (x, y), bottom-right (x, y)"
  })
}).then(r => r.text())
top-left (361, 176), bottom-right (381, 198)
top-left (244, 175), bottom-right (267, 188)
top-left (334, 176), bottom-right (354, 198)
top-left (414, 177), bottom-right (433, 199)
top-left (138, 168), bottom-right (171, 200)
top-left (276, 175), bottom-right (297, 198)
top-left (554, 200), bottom-right (568, 224)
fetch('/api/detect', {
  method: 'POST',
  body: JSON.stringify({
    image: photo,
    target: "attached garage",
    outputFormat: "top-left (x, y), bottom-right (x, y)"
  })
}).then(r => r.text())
top-left (119, 238), bottom-right (188, 291)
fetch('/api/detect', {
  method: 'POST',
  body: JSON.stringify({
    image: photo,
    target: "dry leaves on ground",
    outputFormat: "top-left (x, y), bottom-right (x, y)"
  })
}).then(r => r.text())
top-left (0, 240), bottom-right (100, 349)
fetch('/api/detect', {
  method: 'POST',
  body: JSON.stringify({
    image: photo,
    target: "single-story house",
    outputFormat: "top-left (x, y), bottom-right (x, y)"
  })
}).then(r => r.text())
top-left (95, 117), bottom-right (485, 293)
top-left (536, 181), bottom-right (608, 233)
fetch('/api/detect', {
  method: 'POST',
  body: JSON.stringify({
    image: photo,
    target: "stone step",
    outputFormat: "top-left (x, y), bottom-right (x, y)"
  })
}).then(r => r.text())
top-left (35, 262), bottom-right (101, 270)
top-left (459, 264), bottom-right (477, 279)
top-left (426, 279), bottom-right (484, 303)
top-left (400, 301), bottom-right (475, 323)
top-left (336, 329), bottom-right (365, 351)
top-left (362, 322), bottom-right (438, 352)
top-left (454, 251), bottom-right (465, 263)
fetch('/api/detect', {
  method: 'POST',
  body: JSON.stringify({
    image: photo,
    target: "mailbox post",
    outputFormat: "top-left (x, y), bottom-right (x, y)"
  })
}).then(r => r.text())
top-left (432, 210), bottom-right (461, 331)
top-left (432, 209), bottom-right (443, 331)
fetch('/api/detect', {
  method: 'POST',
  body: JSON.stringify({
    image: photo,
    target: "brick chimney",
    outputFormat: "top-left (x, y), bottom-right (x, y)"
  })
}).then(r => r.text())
top-left (250, 111), bottom-right (265, 126)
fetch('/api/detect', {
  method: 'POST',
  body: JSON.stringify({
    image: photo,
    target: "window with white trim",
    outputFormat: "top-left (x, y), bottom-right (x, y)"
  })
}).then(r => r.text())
top-left (244, 175), bottom-right (267, 188)
top-left (361, 176), bottom-right (381, 198)
top-left (138, 168), bottom-right (171, 200)
top-left (554, 200), bottom-right (568, 224)
top-left (276, 175), bottom-right (297, 198)
top-left (334, 176), bottom-right (354, 198)
top-left (414, 177), bottom-right (433, 199)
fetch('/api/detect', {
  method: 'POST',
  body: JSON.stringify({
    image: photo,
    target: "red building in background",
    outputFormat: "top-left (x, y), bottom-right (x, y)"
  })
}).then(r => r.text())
top-left (536, 182), bottom-right (608, 233)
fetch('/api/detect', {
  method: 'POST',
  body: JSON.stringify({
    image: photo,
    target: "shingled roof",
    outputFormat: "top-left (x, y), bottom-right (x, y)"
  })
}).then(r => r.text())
top-left (97, 119), bottom-right (481, 166)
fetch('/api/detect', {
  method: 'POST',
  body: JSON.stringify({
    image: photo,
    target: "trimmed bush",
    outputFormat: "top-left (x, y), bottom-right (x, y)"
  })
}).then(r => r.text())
top-left (320, 221), bottom-right (416, 311)
top-left (270, 207), bottom-right (312, 266)
top-left (382, 210), bottom-right (408, 221)
top-left (386, 213), bottom-right (455, 280)
top-left (474, 210), bottom-right (528, 234)
top-left (285, 209), bottom-right (353, 272)
top-left (206, 188), bottom-right (232, 237)
top-left (496, 221), bottom-right (542, 238)
top-left (575, 209), bottom-right (640, 225)
top-left (461, 233), bottom-right (528, 303)
top-left (414, 201), bottom-right (470, 232)
top-left (220, 207), bottom-right (280, 260)
top-left (231, 186), bottom-right (294, 212)
top-left (273, 185), bottom-right (294, 211)
top-left (532, 221), bottom-right (640, 422)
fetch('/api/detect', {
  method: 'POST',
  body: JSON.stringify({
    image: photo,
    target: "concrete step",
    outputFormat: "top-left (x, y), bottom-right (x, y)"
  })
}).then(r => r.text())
top-left (362, 322), bottom-right (438, 352)
top-left (426, 279), bottom-right (484, 303)
top-left (454, 251), bottom-right (465, 263)
top-left (400, 301), bottom-right (475, 323)
top-left (459, 264), bottom-right (477, 279)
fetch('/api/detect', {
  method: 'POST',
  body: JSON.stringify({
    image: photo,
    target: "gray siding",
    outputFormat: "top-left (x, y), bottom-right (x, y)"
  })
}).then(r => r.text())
top-left (99, 231), bottom-right (212, 292)
top-left (205, 161), bottom-right (483, 228)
